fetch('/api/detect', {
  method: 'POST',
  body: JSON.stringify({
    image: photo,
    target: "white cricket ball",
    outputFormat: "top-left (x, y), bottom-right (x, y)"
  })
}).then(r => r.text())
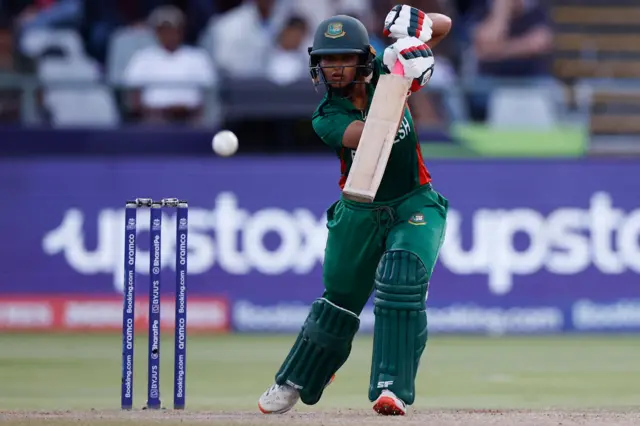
top-left (212, 130), bottom-right (238, 157)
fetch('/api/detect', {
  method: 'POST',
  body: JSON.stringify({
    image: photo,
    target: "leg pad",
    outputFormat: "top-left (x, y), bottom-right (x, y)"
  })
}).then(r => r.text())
top-left (276, 298), bottom-right (359, 405)
top-left (369, 250), bottom-right (429, 406)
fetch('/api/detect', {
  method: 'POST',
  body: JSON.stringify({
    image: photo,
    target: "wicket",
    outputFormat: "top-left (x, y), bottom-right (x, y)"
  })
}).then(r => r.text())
top-left (121, 198), bottom-right (189, 410)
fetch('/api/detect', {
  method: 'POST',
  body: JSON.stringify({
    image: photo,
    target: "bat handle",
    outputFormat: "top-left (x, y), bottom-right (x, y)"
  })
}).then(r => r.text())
top-left (392, 61), bottom-right (404, 76)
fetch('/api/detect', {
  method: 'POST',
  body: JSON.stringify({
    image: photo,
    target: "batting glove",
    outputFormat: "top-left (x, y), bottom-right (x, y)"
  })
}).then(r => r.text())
top-left (383, 36), bottom-right (435, 93)
top-left (384, 4), bottom-right (433, 44)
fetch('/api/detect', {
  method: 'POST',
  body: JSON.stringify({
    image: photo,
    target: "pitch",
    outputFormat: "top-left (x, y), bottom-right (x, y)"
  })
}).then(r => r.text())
top-left (0, 333), bottom-right (638, 425)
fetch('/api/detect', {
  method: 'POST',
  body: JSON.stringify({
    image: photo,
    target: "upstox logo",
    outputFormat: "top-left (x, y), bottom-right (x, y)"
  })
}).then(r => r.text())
top-left (41, 191), bottom-right (640, 297)
top-left (42, 192), bottom-right (328, 293)
top-left (439, 192), bottom-right (640, 295)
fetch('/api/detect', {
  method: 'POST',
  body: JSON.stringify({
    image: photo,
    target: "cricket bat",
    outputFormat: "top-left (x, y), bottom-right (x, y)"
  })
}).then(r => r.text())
top-left (342, 61), bottom-right (412, 203)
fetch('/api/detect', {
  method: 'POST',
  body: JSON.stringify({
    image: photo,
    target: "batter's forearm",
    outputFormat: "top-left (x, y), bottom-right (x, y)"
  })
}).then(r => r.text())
top-left (427, 13), bottom-right (452, 48)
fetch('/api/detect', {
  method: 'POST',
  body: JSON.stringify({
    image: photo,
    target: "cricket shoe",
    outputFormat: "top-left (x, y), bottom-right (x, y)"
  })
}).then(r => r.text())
top-left (258, 383), bottom-right (299, 414)
top-left (373, 390), bottom-right (407, 416)
top-left (258, 375), bottom-right (335, 414)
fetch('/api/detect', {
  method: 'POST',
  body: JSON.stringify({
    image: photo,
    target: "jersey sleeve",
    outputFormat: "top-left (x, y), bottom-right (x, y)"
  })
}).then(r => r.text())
top-left (312, 107), bottom-right (358, 150)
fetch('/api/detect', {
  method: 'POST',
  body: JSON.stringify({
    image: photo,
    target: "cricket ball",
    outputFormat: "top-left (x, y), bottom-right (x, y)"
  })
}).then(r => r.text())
top-left (212, 130), bottom-right (239, 157)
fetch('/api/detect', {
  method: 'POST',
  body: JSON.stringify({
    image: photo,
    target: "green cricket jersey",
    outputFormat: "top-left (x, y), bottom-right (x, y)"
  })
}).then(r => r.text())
top-left (311, 56), bottom-right (432, 202)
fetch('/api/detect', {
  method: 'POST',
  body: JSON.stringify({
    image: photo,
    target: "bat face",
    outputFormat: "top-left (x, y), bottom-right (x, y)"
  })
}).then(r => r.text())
top-left (342, 63), bottom-right (411, 203)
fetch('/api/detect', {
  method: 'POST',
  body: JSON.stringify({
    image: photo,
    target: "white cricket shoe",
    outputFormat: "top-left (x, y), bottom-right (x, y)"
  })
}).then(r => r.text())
top-left (258, 375), bottom-right (335, 414)
top-left (258, 383), bottom-right (300, 414)
top-left (372, 390), bottom-right (407, 416)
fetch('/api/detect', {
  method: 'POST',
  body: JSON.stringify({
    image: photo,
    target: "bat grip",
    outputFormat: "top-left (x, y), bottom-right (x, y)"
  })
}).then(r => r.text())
top-left (392, 61), bottom-right (404, 76)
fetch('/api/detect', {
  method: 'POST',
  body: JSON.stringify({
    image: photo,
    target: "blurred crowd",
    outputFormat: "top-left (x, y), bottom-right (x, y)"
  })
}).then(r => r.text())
top-left (0, 0), bottom-right (554, 127)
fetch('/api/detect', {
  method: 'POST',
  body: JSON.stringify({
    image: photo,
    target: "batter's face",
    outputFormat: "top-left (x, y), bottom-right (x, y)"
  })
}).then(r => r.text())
top-left (319, 54), bottom-right (359, 88)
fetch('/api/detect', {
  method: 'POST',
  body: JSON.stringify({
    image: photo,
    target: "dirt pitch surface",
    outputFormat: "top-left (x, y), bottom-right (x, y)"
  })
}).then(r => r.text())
top-left (1, 409), bottom-right (639, 426)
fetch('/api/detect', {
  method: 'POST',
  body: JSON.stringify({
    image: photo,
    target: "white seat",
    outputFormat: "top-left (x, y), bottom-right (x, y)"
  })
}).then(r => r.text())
top-left (487, 87), bottom-right (558, 129)
top-left (37, 57), bottom-right (100, 83)
top-left (37, 57), bottom-right (119, 127)
top-left (43, 87), bottom-right (120, 127)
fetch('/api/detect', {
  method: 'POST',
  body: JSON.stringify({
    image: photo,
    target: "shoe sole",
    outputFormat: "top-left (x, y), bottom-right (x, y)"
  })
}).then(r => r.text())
top-left (373, 396), bottom-right (406, 416)
top-left (258, 401), bottom-right (294, 415)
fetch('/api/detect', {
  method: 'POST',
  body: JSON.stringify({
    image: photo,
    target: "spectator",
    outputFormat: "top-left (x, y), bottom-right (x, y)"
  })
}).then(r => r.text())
top-left (122, 5), bottom-right (217, 125)
top-left (5, 0), bottom-right (84, 71)
top-left (265, 15), bottom-right (308, 86)
top-left (472, 0), bottom-right (552, 76)
top-left (206, 0), bottom-right (290, 78)
top-left (13, 0), bottom-right (82, 32)
top-left (468, 0), bottom-right (554, 119)
top-left (81, 0), bottom-right (167, 64)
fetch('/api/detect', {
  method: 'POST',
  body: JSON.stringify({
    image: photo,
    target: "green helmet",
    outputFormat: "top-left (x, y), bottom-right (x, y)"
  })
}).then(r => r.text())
top-left (308, 15), bottom-right (375, 88)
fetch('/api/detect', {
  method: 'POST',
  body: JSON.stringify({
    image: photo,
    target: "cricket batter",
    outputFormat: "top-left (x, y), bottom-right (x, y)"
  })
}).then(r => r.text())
top-left (259, 5), bottom-right (452, 416)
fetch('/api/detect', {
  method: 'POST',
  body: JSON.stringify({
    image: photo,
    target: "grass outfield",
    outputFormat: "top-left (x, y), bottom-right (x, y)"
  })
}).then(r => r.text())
top-left (0, 334), bottom-right (638, 425)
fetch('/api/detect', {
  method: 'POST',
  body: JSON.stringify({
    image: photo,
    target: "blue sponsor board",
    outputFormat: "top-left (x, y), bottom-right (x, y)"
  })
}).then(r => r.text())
top-left (1, 157), bottom-right (639, 333)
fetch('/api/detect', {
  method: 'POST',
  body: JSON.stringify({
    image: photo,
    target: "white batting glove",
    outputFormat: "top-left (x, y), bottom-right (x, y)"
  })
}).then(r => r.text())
top-left (384, 4), bottom-right (433, 44)
top-left (383, 37), bottom-right (435, 93)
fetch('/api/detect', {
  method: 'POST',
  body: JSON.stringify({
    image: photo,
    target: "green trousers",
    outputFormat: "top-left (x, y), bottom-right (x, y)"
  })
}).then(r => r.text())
top-left (271, 184), bottom-right (448, 406)
top-left (321, 184), bottom-right (448, 314)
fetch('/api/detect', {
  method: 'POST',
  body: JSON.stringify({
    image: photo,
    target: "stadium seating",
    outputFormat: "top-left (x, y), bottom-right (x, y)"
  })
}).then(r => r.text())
top-left (552, 1), bottom-right (640, 141)
top-left (38, 56), bottom-right (119, 126)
